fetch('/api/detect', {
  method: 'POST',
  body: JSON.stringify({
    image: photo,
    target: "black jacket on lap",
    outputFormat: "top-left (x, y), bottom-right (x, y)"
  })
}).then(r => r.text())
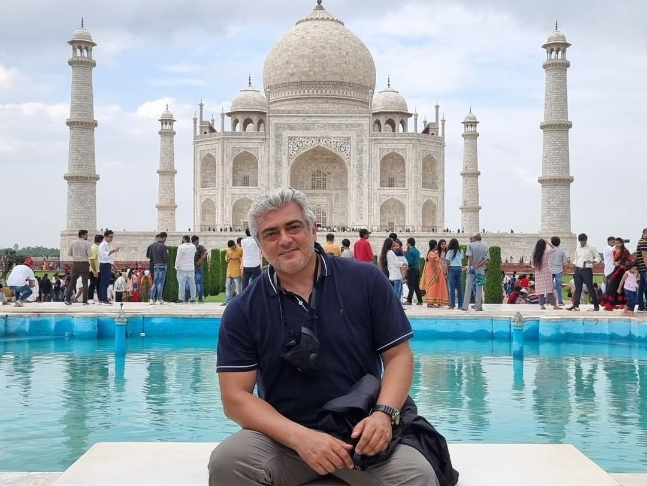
top-left (317, 374), bottom-right (459, 486)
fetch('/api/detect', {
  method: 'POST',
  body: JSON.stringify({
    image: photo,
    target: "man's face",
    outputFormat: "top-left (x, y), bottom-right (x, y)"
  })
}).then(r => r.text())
top-left (257, 202), bottom-right (316, 275)
top-left (579, 239), bottom-right (587, 247)
top-left (82, 233), bottom-right (88, 240)
top-left (609, 239), bottom-right (616, 247)
top-left (194, 239), bottom-right (199, 246)
top-left (106, 235), bottom-right (114, 243)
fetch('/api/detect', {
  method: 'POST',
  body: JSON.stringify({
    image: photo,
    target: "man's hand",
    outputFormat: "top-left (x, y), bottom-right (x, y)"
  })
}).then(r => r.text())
top-left (351, 412), bottom-right (392, 456)
top-left (293, 430), bottom-right (354, 475)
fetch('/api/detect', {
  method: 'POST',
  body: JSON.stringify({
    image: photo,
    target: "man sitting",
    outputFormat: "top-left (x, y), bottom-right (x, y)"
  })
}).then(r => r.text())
top-left (209, 188), bottom-right (456, 486)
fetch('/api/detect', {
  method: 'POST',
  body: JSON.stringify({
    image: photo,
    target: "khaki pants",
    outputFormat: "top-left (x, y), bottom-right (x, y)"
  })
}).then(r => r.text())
top-left (208, 429), bottom-right (439, 486)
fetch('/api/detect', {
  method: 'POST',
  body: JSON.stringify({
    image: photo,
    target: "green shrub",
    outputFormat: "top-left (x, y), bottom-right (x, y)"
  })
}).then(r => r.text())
top-left (219, 250), bottom-right (227, 292)
top-left (163, 246), bottom-right (178, 302)
top-left (210, 249), bottom-right (220, 295)
top-left (484, 246), bottom-right (503, 304)
top-left (201, 257), bottom-right (210, 297)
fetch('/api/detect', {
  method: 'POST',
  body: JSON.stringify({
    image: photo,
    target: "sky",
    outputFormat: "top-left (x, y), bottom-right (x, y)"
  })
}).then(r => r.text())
top-left (0, 0), bottom-right (645, 249)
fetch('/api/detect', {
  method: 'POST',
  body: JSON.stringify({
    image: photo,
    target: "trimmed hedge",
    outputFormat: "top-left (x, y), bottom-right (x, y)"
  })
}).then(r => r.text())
top-left (484, 246), bottom-right (503, 304)
top-left (163, 246), bottom-right (178, 302)
top-left (210, 249), bottom-right (220, 295)
top-left (140, 274), bottom-right (150, 302)
top-left (201, 256), bottom-right (210, 297)
top-left (219, 250), bottom-right (227, 293)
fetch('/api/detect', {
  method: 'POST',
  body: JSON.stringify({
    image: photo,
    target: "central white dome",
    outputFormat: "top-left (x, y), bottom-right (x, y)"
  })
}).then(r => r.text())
top-left (263, 1), bottom-right (376, 109)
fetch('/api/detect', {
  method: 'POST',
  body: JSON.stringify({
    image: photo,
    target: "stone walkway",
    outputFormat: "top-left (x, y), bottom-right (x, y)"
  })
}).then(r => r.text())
top-left (2, 301), bottom-right (646, 320)
top-left (4, 472), bottom-right (647, 486)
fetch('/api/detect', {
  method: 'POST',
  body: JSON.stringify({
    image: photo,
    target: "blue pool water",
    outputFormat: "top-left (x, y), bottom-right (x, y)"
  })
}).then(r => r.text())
top-left (1, 335), bottom-right (647, 473)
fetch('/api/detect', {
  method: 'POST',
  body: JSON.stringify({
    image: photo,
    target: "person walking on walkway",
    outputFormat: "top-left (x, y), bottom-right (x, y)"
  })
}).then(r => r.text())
top-left (404, 237), bottom-right (422, 305)
top-left (175, 235), bottom-right (196, 303)
top-left (461, 234), bottom-right (489, 312)
top-left (531, 239), bottom-right (562, 310)
top-left (354, 229), bottom-right (374, 263)
top-left (65, 230), bottom-right (92, 305)
top-left (636, 228), bottom-right (647, 312)
top-left (192, 235), bottom-right (208, 303)
top-left (98, 230), bottom-right (120, 305)
top-left (548, 236), bottom-right (568, 306)
top-left (149, 232), bottom-right (168, 304)
top-left (424, 239), bottom-right (449, 308)
top-left (567, 233), bottom-right (601, 312)
top-left (88, 234), bottom-right (103, 303)
top-left (241, 228), bottom-right (262, 290)
top-left (445, 238), bottom-right (464, 309)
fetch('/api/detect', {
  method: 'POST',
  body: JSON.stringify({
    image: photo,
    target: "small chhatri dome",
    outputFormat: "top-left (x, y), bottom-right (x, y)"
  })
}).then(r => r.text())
top-left (160, 104), bottom-right (174, 120)
top-left (372, 76), bottom-right (409, 113)
top-left (544, 22), bottom-right (569, 46)
top-left (463, 108), bottom-right (478, 123)
top-left (230, 76), bottom-right (268, 113)
top-left (71, 18), bottom-right (95, 43)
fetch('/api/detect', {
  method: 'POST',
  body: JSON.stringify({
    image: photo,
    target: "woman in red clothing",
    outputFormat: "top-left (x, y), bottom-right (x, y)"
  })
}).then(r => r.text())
top-left (600, 238), bottom-right (632, 310)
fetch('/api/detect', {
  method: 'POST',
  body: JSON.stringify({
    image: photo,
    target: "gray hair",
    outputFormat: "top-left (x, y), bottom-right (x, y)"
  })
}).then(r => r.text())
top-left (473, 233), bottom-right (482, 241)
top-left (248, 188), bottom-right (316, 241)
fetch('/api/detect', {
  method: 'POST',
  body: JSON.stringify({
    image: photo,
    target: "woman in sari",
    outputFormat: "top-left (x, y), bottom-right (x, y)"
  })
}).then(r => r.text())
top-left (600, 237), bottom-right (632, 310)
top-left (424, 239), bottom-right (449, 308)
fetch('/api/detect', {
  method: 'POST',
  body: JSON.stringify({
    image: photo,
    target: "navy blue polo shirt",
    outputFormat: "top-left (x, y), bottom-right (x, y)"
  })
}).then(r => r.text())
top-left (216, 244), bottom-right (413, 428)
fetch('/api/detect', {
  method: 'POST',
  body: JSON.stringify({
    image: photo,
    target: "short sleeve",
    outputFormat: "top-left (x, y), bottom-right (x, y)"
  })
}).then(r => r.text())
top-left (466, 244), bottom-right (472, 257)
top-left (216, 301), bottom-right (259, 373)
top-left (368, 267), bottom-right (413, 353)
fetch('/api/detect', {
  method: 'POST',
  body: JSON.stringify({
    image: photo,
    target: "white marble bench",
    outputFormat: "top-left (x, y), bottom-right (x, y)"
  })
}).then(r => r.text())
top-left (50, 442), bottom-right (620, 486)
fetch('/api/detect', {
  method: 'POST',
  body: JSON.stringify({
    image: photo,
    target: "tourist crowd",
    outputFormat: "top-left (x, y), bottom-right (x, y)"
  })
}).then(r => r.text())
top-left (3, 227), bottom-right (647, 313)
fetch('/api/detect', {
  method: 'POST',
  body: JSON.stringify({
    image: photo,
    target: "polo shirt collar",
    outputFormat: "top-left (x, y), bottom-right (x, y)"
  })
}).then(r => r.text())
top-left (265, 242), bottom-right (332, 296)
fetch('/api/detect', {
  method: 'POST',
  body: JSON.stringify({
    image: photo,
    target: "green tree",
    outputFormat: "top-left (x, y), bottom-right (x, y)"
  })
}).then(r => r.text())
top-left (201, 256), bottom-right (210, 297)
top-left (210, 249), bottom-right (220, 295)
top-left (163, 246), bottom-right (178, 302)
top-left (484, 246), bottom-right (503, 304)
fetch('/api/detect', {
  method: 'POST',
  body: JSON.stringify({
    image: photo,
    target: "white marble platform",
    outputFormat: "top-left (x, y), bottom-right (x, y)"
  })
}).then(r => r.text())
top-left (2, 302), bottom-right (645, 320)
top-left (45, 442), bottom-right (626, 486)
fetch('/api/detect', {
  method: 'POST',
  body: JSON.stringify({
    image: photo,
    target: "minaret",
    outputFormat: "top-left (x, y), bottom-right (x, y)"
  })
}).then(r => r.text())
top-left (64, 21), bottom-right (99, 231)
top-left (460, 109), bottom-right (481, 235)
top-left (156, 105), bottom-right (177, 232)
top-left (539, 23), bottom-right (574, 234)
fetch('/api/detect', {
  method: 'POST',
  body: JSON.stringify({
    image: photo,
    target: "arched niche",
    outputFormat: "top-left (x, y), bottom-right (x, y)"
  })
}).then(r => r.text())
top-left (232, 151), bottom-right (258, 187)
top-left (232, 197), bottom-right (253, 229)
top-left (380, 198), bottom-right (405, 232)
top-left (290, 145), bottom-right (348, 227)
top-left (421, 200), bottom-right (438, 231)
top-left (421, 154), bottom-right (439, 190)
top-left (201, 198), bottom-right (216, 229)
top-left (380, 152), bottom-right (406, 188)
top-left (200, 153), bottom-right (217, 188)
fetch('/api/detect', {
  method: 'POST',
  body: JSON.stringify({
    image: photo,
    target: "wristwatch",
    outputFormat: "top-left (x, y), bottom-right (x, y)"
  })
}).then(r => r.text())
top-left (371, 404), bottom-right (401, 426)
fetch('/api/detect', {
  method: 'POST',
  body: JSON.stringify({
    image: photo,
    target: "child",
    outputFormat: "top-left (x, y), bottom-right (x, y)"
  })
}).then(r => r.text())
top-left (619, 262), bottom-right (639, 315)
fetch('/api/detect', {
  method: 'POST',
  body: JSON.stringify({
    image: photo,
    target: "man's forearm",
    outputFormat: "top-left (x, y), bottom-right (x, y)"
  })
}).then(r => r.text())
top-left (376, 345), bottom-right (414, 410)
top-left (224, 391), bottom-right (310, 450)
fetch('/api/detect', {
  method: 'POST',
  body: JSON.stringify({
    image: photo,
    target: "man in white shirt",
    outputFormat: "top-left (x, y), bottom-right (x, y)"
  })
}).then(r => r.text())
top-left (568, 233), bottom-right (601, 311)
top-left (7, 257), bottom-right (36, 307)
top-left (602, 236), bottom-right (617, 292)
top-left (175, 235), bottom-right (197, 303)
top-left (241, 228), bottom-right (262, 290)
top-left (98, 230), bottom-right (120, 305)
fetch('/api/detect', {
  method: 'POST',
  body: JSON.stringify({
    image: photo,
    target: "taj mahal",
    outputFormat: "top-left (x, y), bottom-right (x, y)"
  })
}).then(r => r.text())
top-left (60, 1), bottom-right (576, 260)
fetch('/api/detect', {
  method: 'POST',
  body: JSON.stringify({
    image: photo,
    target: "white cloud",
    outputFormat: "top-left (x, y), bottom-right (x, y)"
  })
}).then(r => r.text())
top-left (1, 0), bottom-right (646, 248)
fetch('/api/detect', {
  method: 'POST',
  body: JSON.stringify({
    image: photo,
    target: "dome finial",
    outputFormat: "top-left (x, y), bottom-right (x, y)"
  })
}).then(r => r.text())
top-left (555, 20), bottom-right (558, 30)
top-left (469, 106), bottom-right (472, 113)
top-left (81, 17), bottom-right (84, 28)
top-left (387, 75), bottom-right (391, 89)
top-left (166, 103), bottom-right (168, 110)
top-left (248, 74), bottom-right (252, 87)
top-left (315, 0), bottom-right (324, 9)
